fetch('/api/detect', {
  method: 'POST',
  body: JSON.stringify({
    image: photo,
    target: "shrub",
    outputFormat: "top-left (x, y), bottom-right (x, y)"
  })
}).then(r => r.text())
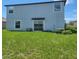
top-left (62, 30), bottom-right (72, 34)
top-left (55, 29), bottom-right (64, 33)
top-left (65, 25), bottom-right (77, 33)
top-left (69, 27), bottom-right (77, 33)
top-left (70, 28), bottom-right (77, 33)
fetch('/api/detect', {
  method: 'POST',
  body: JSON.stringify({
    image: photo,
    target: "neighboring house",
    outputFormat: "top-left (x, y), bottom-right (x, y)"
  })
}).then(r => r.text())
top-left (2, 17), bottom-right (6, 29)
top-left (68, 20), bottom-right (77, 27)
top-left (5, 0), bottom-right (66, 31)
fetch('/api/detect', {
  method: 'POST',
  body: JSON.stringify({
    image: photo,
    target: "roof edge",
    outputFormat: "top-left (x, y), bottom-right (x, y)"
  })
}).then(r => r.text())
top-left (5, 1), bottom-right (65, 6)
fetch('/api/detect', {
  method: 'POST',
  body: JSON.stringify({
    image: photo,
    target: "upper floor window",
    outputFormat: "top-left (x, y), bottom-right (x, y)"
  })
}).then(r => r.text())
top-left (9, 10), bottom-right (13, 13)
top-left (54, 3), bottom-right (61, 11)
top-left (8, 7), bottom-right (14, 14)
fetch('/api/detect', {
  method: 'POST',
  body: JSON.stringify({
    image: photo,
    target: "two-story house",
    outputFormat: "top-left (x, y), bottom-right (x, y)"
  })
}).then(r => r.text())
top-left (5, 0), bottom-right (66, 31)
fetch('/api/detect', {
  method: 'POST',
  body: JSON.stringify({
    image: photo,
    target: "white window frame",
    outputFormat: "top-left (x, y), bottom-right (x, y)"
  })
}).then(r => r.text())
top-left (14, 20), bottom-right (21, 30)
top-left (32, 20), bottom-right (45, 31)
top-left (54, 3), bottom-right (61, 11)
top-left (8, 7), bottom-right (14, 14)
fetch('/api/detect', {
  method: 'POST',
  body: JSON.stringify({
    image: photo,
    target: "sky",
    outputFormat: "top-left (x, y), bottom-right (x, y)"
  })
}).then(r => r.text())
top-left (2, 0), bottom-right (77, 23)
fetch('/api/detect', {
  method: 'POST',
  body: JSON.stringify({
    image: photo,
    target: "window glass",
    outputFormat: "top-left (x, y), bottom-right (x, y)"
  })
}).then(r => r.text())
top-left (54, 3), bottom-right (61, 11)
top-left (9, 7), bottom-right (14, 13)
top-left (34, 20), bottom-right (38, 24)
top-left (15, 21), bottom-right (20, 28)
top-left (34, 20), bottom-right (43, 24)
top-left (38, 20), bottom-right (43, 24)
top-left (9, 10), bottom-right (13, 13)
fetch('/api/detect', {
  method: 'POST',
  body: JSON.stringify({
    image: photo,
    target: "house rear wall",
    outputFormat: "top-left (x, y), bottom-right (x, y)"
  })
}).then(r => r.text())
top-left (6, 2), bottom-right (65, 31)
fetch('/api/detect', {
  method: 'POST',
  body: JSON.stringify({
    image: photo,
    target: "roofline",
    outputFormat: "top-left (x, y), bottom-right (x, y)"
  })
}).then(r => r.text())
top-left (5, 1), bottom-right (66, 6)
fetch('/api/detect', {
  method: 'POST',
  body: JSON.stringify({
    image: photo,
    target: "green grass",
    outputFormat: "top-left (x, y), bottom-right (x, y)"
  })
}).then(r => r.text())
top-left (2, 30), bottom-right (77, 59)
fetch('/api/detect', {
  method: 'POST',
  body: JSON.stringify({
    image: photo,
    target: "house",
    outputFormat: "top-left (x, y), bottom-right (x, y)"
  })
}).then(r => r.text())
top-left (2, 17), bottom-right (6, 29)
top-left (2, 20), bottom-right (6, 29)
top-left (5, 0), bottom-right (66, 31)
top-left (68, 20), bottom-right (77, 27)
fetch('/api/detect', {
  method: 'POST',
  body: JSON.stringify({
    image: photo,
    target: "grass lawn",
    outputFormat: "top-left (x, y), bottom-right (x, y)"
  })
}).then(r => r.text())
top-left (2, 30), bottom-right (77, 59)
